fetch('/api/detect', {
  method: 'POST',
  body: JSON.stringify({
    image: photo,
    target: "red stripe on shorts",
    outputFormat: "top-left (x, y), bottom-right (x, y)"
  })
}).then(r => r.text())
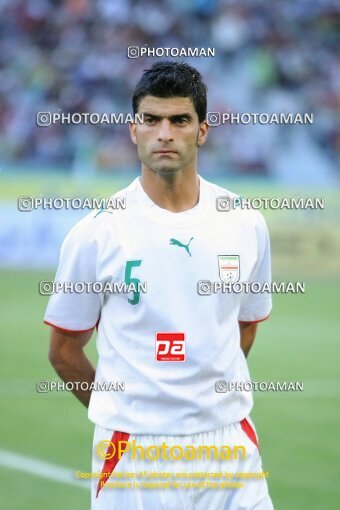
top-left (96, 430), bottom-right (130, 498)
top-left (240, 418), bottom-right (259, 449)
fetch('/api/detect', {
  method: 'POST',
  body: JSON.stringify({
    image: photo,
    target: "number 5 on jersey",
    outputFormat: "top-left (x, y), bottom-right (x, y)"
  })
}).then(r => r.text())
top-left (124, 260), bottom-right (142, 305)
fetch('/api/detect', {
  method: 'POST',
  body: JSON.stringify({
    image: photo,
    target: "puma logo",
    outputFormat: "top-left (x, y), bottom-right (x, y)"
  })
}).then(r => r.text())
top-left (170, 237), bottom-right (194, 257)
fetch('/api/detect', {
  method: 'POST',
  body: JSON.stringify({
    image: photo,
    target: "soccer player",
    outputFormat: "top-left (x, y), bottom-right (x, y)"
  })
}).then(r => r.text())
top-left (45, 61), bottom-right (274, 510)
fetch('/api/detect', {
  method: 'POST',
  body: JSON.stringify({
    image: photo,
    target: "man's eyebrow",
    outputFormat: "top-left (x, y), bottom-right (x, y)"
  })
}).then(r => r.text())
top-left (142, 112), bottom-right (194, 120)
top-left (169, 113), bottom-right (193, 121)
top-left (142, 113), bottom-right (161, 119)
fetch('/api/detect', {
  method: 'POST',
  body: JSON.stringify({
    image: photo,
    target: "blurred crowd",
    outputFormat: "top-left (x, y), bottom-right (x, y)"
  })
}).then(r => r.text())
top-left (0, 0), bottom-right (338, 182)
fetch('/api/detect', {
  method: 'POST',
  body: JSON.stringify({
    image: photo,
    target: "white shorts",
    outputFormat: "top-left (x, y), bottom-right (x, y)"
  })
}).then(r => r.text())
top-left (91, 417), bottom-right (274, 510)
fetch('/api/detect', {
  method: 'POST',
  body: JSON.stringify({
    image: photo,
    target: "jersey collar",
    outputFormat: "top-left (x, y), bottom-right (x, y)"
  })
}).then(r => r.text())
top-left (134, 175), bottom-right (210, 226)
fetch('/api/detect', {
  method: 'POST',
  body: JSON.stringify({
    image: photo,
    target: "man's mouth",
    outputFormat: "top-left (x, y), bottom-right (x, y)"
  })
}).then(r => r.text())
top-left (153, 149), bottom-right (177, 154)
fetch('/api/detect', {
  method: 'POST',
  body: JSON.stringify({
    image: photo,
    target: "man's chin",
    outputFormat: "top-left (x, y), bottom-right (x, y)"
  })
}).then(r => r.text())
top-left (149, 163), bottom-right (182, 175)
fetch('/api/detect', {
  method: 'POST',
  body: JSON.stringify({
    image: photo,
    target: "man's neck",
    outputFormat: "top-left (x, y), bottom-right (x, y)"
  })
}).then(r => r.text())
top-left (140, 168), bottom-right (200, 213)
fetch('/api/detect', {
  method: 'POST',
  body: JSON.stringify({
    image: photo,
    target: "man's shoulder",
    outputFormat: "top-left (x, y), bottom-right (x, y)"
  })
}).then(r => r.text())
top-left (202, 176), bottom-right (267, 228)
top-left (63, 178), bottom-right (139, 245)
top-left (200, 175), bottom-right (239, 201)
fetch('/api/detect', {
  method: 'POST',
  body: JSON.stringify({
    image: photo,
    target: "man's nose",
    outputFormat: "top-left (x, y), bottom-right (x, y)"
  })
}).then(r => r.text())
top-left (157, 119), bottom-right (174, 141)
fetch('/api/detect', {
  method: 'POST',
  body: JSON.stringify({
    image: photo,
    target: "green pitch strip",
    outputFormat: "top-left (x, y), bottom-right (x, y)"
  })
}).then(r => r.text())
top-left (0, 449), bottom-right (90, 489)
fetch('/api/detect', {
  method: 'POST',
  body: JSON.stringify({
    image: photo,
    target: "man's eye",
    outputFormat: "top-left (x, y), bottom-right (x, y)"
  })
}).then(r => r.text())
top-left (175, 118), bottom-right (186, 125)
top-left (145, 118), bottom-right (156, 124)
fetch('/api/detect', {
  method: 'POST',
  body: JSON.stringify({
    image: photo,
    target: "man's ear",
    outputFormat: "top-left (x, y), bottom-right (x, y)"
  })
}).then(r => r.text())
top-left (129, 122), bottom-right (137, 145)
top-left (197, 120), bottom-right (209, 147)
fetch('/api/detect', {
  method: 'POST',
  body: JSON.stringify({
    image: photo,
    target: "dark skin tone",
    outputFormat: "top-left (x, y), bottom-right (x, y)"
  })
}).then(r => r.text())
top-left (239, 322), bottom-right (258, 358)
top-left (48, 95), bottom-right (259, 407)
top-left (129, 96), bottom-right (209, 212)
top-left (48, 327), bottom-right (95, 407)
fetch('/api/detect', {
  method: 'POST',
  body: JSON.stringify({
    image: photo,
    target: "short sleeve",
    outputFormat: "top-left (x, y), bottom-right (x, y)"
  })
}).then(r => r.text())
top-left (44, 221), bottom-right (101, 332)
top-left (238, 214), bottom-right (272, 323)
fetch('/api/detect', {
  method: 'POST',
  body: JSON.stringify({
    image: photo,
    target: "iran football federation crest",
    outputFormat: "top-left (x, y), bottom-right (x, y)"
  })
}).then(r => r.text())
top-left (218, 255), bottom-right (240, 283)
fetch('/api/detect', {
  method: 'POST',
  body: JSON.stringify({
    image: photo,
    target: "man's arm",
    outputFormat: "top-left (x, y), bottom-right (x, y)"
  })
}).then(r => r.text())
top-left (239, 322), bottom-right (258, 358)
top-left (48, 327), bottom-right (96, 407)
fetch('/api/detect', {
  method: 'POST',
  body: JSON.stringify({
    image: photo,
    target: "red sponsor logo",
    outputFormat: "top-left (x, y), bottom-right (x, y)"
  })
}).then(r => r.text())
top-left (155, 333), bottom-right (185, 362)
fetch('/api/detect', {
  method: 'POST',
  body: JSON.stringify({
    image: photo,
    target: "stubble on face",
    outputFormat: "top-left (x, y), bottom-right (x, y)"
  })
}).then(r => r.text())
top-left (133, 96), bottom-right (202, 179)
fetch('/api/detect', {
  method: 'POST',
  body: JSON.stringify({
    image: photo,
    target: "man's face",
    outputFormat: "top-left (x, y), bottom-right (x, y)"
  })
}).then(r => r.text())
top-left (129, 95), bottom-right (209, 175)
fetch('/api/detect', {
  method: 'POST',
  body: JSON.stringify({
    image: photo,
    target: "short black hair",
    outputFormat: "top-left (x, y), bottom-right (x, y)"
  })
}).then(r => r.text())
top-left (132, 61), bottom-right (207, 123)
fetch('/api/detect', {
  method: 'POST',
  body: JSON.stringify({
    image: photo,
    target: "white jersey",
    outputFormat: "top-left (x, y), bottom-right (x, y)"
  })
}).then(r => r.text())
top-left (44, 176), bottom-right (272, 435)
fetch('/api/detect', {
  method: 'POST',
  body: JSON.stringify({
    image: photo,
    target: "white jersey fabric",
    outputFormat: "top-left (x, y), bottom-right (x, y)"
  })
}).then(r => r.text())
top-left (44, 176), bottom-right (272, 435)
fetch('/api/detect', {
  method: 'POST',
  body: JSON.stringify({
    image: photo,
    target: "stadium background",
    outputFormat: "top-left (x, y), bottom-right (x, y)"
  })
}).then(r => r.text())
top-left (0, 1), bottom-right (339, 509)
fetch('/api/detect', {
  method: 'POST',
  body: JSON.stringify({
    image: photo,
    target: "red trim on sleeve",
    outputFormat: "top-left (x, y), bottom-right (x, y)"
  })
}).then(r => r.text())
top-left (240, 418), bottom-right (259, 450)
top-left (96, 431), bottom-right (130, 498)
top-left (95, 317), bottom-right (100, 331)
top-left (43, 320), bottom-right (95, 334)
top-left (238, 313), bottom-right (270, 325)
